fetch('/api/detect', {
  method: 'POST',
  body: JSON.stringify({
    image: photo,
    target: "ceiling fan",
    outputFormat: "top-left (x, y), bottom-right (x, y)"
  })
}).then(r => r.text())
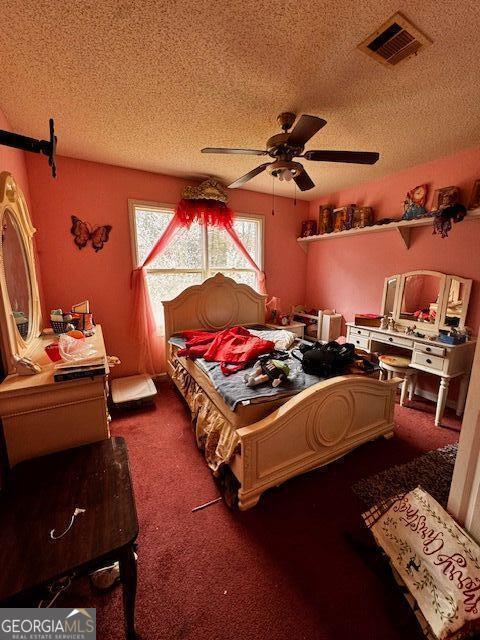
top-left (201, 112), bottom-right (380, 191)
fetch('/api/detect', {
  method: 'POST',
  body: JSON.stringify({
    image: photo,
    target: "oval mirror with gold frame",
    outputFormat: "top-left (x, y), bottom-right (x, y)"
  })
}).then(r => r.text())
top-left (0, 172), bottom-right (42, 374)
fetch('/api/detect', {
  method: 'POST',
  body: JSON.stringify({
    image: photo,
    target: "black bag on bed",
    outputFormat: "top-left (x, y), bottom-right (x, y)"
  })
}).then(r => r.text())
top-left (293, 341), bottom-right (355, 377)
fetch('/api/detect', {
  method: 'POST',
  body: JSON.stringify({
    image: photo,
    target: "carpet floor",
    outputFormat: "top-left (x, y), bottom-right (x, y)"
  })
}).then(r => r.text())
top-left (352, 442), bottom-right (458, 508)
top-left (63, 382), bottom-right (459, 640)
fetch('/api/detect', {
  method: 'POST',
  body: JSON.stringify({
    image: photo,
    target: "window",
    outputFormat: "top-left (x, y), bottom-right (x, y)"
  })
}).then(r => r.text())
top-left (130, 202), bottom-right (264, 327)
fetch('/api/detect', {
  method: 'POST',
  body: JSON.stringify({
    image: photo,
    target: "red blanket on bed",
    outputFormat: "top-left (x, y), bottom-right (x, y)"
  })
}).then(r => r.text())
top-left (177, 326), bottom-right (274, 375)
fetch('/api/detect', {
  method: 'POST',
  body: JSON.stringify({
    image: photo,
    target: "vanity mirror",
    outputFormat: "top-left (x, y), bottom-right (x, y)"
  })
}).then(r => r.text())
top-left (0, 173), bottom-right (42, 373)
top-left (440, 276), bottom-right (471, 330)
top-left (383, 270), bottom-right (473, 334)
top-left (398, 271), bottom-right (445, 331)
top-left (381, 274), bottom-right (399, 317)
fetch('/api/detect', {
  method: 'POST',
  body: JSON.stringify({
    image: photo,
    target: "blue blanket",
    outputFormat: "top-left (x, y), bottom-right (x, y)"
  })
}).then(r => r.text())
top-left (169, 334), bottom-right (325, 411)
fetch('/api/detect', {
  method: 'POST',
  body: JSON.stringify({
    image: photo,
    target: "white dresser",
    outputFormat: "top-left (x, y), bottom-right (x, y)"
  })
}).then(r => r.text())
top-left (346, 322), bottom-right (475, 426)
top-left (0, 325), bottom-right (110, 467)
top-left (0, 174), bottom-right (111, 470)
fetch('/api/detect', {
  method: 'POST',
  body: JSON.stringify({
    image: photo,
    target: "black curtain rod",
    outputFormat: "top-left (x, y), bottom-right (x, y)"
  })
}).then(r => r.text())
top-left (0, 118), bottom-right (57, 178)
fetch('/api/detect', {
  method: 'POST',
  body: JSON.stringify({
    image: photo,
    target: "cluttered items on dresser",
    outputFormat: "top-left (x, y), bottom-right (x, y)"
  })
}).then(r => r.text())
top-left (44, 332), bottom-right (120, 382)
top-left (48, 300), bottom-right (94, 335)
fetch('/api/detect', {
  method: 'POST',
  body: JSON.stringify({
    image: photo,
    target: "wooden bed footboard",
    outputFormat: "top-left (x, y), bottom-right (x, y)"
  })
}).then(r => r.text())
top-left (231, 375), bottom-right (399, 510)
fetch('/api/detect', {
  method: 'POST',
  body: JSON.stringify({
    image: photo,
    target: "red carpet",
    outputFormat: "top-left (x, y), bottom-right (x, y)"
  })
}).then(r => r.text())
top-left (64, 381), bottom-right (459, 639)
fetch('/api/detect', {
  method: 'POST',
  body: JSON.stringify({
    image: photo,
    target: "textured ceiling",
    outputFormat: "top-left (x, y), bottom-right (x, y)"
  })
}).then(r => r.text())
top-left (1, 0), bottom-right (480, 200)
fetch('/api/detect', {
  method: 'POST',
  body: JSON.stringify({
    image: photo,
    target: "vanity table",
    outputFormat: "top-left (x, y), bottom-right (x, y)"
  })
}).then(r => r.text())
top-left (347, 270), bottom-right (476, 427)
top-left (0, 173), bottom-right (110, 468)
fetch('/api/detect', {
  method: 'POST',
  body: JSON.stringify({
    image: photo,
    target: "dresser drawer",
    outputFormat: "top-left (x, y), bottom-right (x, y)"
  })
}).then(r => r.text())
top-left (412, 350), bottom-right (445, 372)
top-left (350, 335), bottom-right (370, 351)
top-left (370, 332), bottom-right (413, 348)
top-left (348, 327), bottom-right (370, 338)
top-left (413, 342), bottom-right (445, 357)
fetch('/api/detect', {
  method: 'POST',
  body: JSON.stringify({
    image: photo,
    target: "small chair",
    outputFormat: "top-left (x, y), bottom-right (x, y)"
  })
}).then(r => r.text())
top-left (378, 354), bottom-right (417, 406)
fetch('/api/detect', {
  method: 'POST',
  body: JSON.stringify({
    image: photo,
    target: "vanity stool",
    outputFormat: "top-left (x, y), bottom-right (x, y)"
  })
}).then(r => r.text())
top-left (378, 355), bottom-right (417, 406)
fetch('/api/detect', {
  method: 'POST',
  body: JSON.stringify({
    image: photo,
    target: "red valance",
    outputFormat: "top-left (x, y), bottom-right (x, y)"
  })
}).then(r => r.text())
top-left (175, 199), bottom-right (234, 229)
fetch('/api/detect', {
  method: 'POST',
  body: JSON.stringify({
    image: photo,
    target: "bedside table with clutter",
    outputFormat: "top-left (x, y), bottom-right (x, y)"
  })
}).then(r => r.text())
top-left (265, 321), bottom-right (306, 339)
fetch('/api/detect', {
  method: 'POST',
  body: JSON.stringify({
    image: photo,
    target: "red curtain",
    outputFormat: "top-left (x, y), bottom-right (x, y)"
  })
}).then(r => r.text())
top-left (131, 214), bottom-right (185, 374)
top-left (131, 201), bottom-right (266, 373)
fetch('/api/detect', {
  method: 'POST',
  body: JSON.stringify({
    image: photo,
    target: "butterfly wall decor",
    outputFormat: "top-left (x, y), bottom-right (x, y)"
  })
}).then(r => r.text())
top-left (70, 216), bottom-right (112, 252)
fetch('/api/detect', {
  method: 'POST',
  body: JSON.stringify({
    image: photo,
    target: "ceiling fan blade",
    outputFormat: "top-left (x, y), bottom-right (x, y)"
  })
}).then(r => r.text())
top-left (303, 150), bottom-right (380, 164)
top-left (228, 163), bottom-right (272, 189)
top-left (293, 168), bottom-right (315, 191)
top-left (287, 115), bottom-right (327, 147)
top-left (201, 147), bottom-right (267, 156)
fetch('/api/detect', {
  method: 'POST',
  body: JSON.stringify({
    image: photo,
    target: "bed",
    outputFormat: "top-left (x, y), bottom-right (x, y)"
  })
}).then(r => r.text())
top-left (164, 273), bottom-right (398, 510)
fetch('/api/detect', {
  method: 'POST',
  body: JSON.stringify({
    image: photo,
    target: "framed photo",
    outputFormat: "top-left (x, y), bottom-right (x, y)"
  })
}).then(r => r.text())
top-left (353, 206), bottom-right (373, 228)
top-left (333, 205), bottom-right (355, 232)
top-left (300, 220), bottom-right (317, 237)
top-left (318, 205), bottom-right (333, 234)
top-left (431, 186), bottom-right (460, 211)
top-left (468, 179), bottom-right (480, 210)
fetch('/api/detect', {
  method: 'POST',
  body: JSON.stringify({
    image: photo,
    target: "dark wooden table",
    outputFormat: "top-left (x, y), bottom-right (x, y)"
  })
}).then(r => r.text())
top-left (0, 437), bottom-right (138, 639)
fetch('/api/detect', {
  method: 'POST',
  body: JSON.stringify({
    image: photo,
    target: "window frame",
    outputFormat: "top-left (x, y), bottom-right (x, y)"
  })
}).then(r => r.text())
top-left (128, 198), bottom-right (265, 286)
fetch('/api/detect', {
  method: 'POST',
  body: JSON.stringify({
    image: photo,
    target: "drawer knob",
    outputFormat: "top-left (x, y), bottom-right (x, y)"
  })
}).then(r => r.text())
top-left (426, 358), bottom-right (432, 364)
top-left (426, 347), bottom-right (431, 352)
top-left (357, 330), bottom-right (361, 334)
top-left (389, 337), bottom-right (393, 342)
top-left (356, 340), bottom-right (360, 345)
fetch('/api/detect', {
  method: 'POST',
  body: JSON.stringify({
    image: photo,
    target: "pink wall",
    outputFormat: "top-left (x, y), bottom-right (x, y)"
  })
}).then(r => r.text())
top-left (307, 145), bottom-right (480, 334)
top-left (26, 154), bottom-right (308, 376)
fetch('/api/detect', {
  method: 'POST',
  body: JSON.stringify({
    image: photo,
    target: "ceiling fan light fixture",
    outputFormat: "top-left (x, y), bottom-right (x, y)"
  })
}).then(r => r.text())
top-left (204, 112), bottom-right (379, 192)
top-left (267, 160), bottom-right (302, 180)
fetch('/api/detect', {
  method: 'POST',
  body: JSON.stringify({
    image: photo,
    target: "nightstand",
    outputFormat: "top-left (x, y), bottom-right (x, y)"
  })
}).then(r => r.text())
top-left (266, 321), bottom-right (305, 339)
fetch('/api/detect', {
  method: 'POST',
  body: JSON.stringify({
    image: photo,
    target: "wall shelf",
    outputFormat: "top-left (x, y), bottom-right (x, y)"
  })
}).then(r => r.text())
top-left (297, 208), bottom-right (480, 252)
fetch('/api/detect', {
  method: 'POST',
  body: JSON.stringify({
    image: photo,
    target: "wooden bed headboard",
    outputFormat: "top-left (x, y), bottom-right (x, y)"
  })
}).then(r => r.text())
top-left (163, 273), bottom-right (267, 341)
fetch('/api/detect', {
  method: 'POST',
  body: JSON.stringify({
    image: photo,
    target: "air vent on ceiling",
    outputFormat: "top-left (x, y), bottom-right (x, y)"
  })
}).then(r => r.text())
top-left (358, 12), bottom-right (432, 66)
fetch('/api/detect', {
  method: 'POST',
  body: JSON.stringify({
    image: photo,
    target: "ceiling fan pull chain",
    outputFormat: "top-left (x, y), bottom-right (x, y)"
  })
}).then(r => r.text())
top-left (272, 177), bottom-right (275, 216)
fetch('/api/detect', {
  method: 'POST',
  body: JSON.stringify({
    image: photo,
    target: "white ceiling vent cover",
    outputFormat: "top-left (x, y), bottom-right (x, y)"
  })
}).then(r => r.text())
top-left (358, 12), bottom-right (432, 66)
